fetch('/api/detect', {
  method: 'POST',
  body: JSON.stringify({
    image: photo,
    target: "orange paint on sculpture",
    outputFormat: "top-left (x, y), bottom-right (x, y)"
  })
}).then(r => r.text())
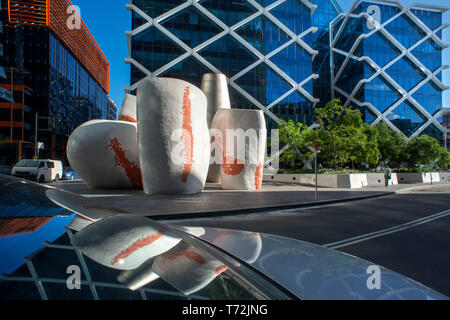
top-left (163, 250), bottom-right (206, 265)
top-left (118, 115), bottom-right (137, 123)
top-left (107, 138), bottom-right (142, 188)
top-left (111, 232), bottom-right (164, 265)
top-left (222, 153), bottom-right (245, 176)
top-left (215, 265), bottom-right (229, 275)
top-left (212, 126), bottom-right (244, 176)
top-left (254, 163), bottom-right (263, 190)
top-left (181, 86), bottom-right (193, 182)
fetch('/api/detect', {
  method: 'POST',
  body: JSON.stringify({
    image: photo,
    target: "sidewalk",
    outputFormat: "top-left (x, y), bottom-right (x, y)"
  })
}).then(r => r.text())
top-left (48, 180), bottom-right (398, 220)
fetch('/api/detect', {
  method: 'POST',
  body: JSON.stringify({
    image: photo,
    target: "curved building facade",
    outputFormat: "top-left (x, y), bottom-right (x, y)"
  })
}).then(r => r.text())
top-left (127, 0), bottom-right (448, 141)
top-left (126, 0), bottom-right (336, 131)
top-left (331, 0), bottom-right (448, 141)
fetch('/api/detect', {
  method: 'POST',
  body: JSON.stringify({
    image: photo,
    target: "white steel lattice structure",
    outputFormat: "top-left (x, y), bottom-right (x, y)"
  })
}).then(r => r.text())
top-left (330, 0), bottom-right (449, 138)
top-left (124, 0), bottom-right (320, 125)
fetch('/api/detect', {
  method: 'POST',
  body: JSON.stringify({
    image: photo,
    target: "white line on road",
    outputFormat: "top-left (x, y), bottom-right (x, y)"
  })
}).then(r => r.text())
top-left (324, 209), bottom-right (450, 250)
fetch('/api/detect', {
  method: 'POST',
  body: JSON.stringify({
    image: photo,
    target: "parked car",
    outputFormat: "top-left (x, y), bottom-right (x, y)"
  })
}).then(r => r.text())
top-left (62, 167), bottom-right (79, 180)
top-left (11, 159), bottom-right (63, 183)
top-left (0, 175), bottom-right (447, 300)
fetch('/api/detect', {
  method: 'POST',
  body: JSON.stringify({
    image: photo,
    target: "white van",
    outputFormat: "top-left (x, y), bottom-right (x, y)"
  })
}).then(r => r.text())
top-left (12, 159), bottom-right (64, 183)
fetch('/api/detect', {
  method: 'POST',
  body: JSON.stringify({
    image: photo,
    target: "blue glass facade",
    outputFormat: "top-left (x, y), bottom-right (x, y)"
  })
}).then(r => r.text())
top-left (49, 34), bottom-right (108, 137)
top-left (331, 1), bottom-right (447, 141)
top-left (128, 0), bottom-right (331, 131)
top-left (128, 0), bottom-right (447, 141)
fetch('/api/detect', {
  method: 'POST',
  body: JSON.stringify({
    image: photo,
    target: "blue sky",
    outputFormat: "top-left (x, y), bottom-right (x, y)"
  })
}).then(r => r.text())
top-left (73, 0), bottom-right (450, 115)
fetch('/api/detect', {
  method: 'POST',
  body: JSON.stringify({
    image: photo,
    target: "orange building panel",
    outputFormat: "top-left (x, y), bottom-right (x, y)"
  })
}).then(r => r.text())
top-left (0, 217), bottom-right (53, 238)
top-left (7, 0), bottom-right (110, 93)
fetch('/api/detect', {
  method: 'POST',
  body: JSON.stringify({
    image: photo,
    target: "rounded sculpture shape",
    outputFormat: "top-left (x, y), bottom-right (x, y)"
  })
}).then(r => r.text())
top-left (67, 120), bottom-right (142, 189)
top-left (152, 244), bottom-right (228, 295)
top-left (201, 73), bottom-right (232, 184)
top-left (119, 93), bottom-right (137, 122)
top-left (137, 77), bottom-right (210, 195)
top-left (211, 109), bottom-right (267, 191)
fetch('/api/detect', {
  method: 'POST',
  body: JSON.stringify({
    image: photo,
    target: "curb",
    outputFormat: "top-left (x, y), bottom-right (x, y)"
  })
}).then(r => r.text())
top-left (151, 191), bottom-right (395, 221)
top-left (395, 182), bottom-right (448, 194)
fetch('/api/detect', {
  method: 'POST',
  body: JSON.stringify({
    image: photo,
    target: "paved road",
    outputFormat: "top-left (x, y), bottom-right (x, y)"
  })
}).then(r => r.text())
top-left (167, 184), bottom-right (450, 296)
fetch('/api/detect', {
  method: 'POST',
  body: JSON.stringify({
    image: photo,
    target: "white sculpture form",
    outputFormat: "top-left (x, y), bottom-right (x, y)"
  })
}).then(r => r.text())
top-left (211, 109), bottom-right (267, 191)
top-left (137, 77), bottom-right (210, 195)
top-left (119, 93), bottom-right (137, 122)
top-left (67, 120), bottom-right (142, 189)
top-left (201, 73), bottom-right (231, 183)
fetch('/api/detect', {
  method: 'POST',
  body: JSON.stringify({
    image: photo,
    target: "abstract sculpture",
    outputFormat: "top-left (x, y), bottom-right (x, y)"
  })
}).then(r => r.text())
top-left (137, 77), bottom-right (210, 195)
top-left (201, 73), bottom-right (231, 183)
top-left (211, 109), bottom-right (266, 191)
top-left (67, 120), bottom-right (142, 189)
top-left (118, 93), bottom-right (137, 122)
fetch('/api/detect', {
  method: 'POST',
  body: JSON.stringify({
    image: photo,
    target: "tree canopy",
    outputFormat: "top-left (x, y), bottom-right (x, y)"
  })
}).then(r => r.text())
top-left (278, 99), bottom-right (450, 172)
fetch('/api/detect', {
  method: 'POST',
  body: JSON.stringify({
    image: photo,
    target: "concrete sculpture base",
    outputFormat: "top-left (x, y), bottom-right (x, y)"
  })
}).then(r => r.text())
top-left (137, 77), bottom-right (210, 195)
top-left (67, 120), bottom-right (142, 189)
top-left (211, 109), bottom-right (267, 191)
top-left (118, 93), bottom-right (137, 122)
top-left (201, 73), bottom-right (231, 183)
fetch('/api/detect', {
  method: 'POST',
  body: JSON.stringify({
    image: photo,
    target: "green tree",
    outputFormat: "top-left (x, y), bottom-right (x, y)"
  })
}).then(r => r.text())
top-left (375, 122), bottom-right (407, 168)
top-left (437, 146), bottom-right (450, 167)
top-left (404, 135), bottom-right (442, 169)
top-left (278, 120), bottom-right (317, 169)
top-left (315, 99), bottom-right (380, 169)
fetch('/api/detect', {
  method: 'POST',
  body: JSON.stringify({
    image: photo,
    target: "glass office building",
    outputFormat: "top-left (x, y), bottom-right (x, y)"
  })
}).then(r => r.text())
top-left (127, 0), bottom-right (342, 131)
top-left (0, 0), bottom-right (110, 164)
top-left (331, 0), bottom-right (448, 141)
top-left (127, 0), bottom-right (447, 139)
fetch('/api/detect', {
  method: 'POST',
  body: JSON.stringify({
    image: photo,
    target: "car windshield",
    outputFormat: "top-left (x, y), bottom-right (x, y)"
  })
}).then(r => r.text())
top-left (15, 160), bottom-right (39, 168)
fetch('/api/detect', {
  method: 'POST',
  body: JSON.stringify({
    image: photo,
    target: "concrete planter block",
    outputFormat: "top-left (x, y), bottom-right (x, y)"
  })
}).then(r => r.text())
top-left (366, 173), bottom-right (385, 186)
top-left (397, 172), bottom-right (439, 184)
top-left (67, 120), bottom-right (142, 189)
top-left (439, 172), bottom-right (450, 182)
top-left (72, 215), bottom-right (182, 271)
top-left (137, 77), bottom-right (210, 195)
top-left (431, 172), bottom-right (440, 183)
top-left (265, 173), bottom-right (380, 189)
top-left (211, 109), bottom-right (267, 191)
top-left (201, 73), bottom-right (231, 183)
top-left (119, 93), bottom-right (137, 122)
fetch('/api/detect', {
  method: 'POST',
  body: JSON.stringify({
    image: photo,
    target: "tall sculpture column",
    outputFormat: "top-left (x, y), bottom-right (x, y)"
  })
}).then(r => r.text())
top-left (137, 77), bottom-right (210, 195)
top-left (201, 73), bottom-right (231, 183)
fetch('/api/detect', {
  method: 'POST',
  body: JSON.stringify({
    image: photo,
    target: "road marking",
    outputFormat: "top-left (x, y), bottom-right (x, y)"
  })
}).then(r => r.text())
top-left (324, 209), bottom-right (450, 250)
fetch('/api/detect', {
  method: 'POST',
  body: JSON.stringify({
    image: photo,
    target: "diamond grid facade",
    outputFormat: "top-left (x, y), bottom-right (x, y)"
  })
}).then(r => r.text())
top-left (331, 0), bottom-right (449, 140)
top-left (125, 0), bottom-right (448, 141)
top-left (125, 0), bottom-right (324, 131)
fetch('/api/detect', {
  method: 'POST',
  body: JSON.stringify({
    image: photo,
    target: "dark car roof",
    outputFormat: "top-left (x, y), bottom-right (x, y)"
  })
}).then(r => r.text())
top-left (0, 174), bottom-right (447, 300)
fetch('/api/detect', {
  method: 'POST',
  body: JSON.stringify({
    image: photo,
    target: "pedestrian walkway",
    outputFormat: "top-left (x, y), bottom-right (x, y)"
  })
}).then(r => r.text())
top-left (47, 180), bottom-right (396, 219)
